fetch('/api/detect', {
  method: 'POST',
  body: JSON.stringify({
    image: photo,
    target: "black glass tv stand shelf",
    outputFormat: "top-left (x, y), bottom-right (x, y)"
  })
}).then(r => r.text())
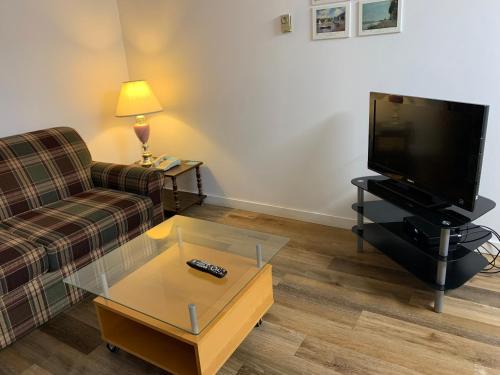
top-left (352, 176), bottom-right (496, 313)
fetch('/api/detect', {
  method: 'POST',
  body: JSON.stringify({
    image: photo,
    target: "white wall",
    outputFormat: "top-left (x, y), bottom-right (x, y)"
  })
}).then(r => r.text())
top-left (2, 0), bottom-right (498, 230)
top-left (0, 0), bottom-right (134, 163)
top-left (116, 0), bottom-right (500, 230)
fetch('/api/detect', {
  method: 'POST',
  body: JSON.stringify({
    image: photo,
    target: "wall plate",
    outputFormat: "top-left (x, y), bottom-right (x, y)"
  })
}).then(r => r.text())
top-left (280, 14), bottom-right (292, 33)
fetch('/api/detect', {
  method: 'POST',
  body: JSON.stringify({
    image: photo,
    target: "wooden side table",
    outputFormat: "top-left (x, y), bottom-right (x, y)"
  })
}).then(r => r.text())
top-left (162, 160), bottom-right (207, 213)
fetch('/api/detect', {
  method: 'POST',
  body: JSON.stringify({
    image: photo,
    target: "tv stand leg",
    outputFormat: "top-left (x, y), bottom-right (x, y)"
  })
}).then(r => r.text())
top-left (435, 290), bottom-right (444, 313)
top-left (434, 228), bottom-right (451, 313)
top-left (357, 187), bottom-right (364, 253)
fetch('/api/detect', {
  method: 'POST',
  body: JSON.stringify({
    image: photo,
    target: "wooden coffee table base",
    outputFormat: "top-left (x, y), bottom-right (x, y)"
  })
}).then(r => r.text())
top-left (94, 265), bottom-right (273, 375)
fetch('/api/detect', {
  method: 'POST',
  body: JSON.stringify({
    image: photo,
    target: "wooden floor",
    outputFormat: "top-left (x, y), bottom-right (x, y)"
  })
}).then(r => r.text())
top-left (1, 204), bottom-right (500, 375)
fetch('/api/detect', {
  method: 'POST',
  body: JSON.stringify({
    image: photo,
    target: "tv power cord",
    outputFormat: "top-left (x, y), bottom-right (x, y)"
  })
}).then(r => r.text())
top-left (459, 224), bottom-right (500, 274)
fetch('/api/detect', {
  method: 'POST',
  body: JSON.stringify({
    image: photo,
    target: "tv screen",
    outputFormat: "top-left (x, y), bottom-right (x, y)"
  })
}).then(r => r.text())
top-left (368, 92), bottom-right (489, 211)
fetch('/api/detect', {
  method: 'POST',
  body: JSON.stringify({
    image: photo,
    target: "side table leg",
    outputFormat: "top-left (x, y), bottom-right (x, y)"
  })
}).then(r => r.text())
top-left (172, 176), bottom-right (180, 212)
top-left (434, 228), bottom-right (451, 313)
top-left (196, 166), bottom-right (204, 197)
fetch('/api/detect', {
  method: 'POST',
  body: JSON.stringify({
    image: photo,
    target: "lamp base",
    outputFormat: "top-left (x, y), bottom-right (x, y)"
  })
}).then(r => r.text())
top-left (141, 143), bottom-right (154, 168)
top-left (134, 117), bottom-right (153, 168)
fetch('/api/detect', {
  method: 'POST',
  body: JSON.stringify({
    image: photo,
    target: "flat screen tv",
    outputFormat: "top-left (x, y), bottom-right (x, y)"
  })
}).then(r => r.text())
top-left (368, 92), bottom-right (489, 212)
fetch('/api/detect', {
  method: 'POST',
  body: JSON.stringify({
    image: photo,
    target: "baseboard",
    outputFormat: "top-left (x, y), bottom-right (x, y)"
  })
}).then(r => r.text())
top-left (202, 194), bottom-right (500, 247)
top-left (478, 241), bottom-right (499, 254)
top-left (205, 194), bottom-right (356, 230)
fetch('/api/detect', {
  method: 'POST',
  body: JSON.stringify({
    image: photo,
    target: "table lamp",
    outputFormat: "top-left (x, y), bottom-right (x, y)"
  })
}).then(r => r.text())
top-left (116, 80), bottom-right (163, 167)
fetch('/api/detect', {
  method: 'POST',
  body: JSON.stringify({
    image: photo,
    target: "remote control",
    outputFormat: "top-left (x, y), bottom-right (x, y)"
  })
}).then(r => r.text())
top-left (186, 259), bottom-right (227, 279)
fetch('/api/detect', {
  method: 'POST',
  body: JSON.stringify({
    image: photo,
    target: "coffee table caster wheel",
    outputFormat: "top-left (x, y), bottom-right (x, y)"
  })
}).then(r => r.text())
top-left (255, 319), bottom-right (263, 328)
top-left (106, 343), bottom-right (119, 353)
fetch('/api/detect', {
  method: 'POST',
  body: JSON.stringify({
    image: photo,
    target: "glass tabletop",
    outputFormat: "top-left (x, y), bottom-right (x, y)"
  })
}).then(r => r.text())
top-left (63, 215), bottom-right (288, 335)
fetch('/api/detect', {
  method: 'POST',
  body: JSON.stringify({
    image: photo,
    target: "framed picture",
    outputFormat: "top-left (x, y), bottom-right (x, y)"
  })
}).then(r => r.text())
top-left (312, 2), bottom-right (351, 40)
top-left (359, 0), bottom-right (403, 36)
top-left (311, 0), bottom-right (349, 5)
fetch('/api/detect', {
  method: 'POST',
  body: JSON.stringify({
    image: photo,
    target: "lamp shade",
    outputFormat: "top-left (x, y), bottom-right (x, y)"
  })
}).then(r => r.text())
top-left (115, 80), bottom-right (163, 117)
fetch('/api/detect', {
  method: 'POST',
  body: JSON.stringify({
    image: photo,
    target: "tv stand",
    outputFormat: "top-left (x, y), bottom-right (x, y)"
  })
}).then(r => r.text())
top-left (352, 176), bottom-right (496, 313)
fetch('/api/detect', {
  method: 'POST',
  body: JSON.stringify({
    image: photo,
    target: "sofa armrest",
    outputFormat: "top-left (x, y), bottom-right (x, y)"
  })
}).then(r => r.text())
top-left (91, 162), bottom-right (165, 225)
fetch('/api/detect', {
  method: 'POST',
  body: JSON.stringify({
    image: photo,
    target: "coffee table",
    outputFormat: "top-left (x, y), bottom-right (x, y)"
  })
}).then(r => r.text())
top-left (63, 216), bottom-right (288, 375)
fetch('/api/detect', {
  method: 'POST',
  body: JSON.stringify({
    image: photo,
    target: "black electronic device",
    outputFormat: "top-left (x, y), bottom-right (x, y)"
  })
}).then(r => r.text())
top-left (368, 92), bottom-right (489, 212)
top-left (403, 216), bottom-right (461, 251)
top-left (186, 259), bottom-right (227, 279)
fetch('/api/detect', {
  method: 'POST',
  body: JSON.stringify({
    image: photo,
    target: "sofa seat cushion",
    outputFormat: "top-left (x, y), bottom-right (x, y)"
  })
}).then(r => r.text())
top-left (1, 188), bottom-right (153, 272)
top-left (0, 230), bottom-right (48, 295)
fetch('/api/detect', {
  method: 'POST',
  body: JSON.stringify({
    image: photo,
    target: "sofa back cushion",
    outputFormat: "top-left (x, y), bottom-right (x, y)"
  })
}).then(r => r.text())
top-left (0, 127), bottom-right (93, 220)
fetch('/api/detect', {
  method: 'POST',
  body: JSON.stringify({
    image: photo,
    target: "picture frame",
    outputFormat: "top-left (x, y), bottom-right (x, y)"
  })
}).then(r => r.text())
top-left (359, 0), bottom-right (403, 36)
top-left (312, 2), bottom-right (351, 40)
top-left (311, 0), bottom-right (349, 5)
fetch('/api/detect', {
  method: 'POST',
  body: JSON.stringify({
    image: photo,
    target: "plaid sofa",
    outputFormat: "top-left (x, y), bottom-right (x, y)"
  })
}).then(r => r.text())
top-left (0, 127), bottom-right (164, 349)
